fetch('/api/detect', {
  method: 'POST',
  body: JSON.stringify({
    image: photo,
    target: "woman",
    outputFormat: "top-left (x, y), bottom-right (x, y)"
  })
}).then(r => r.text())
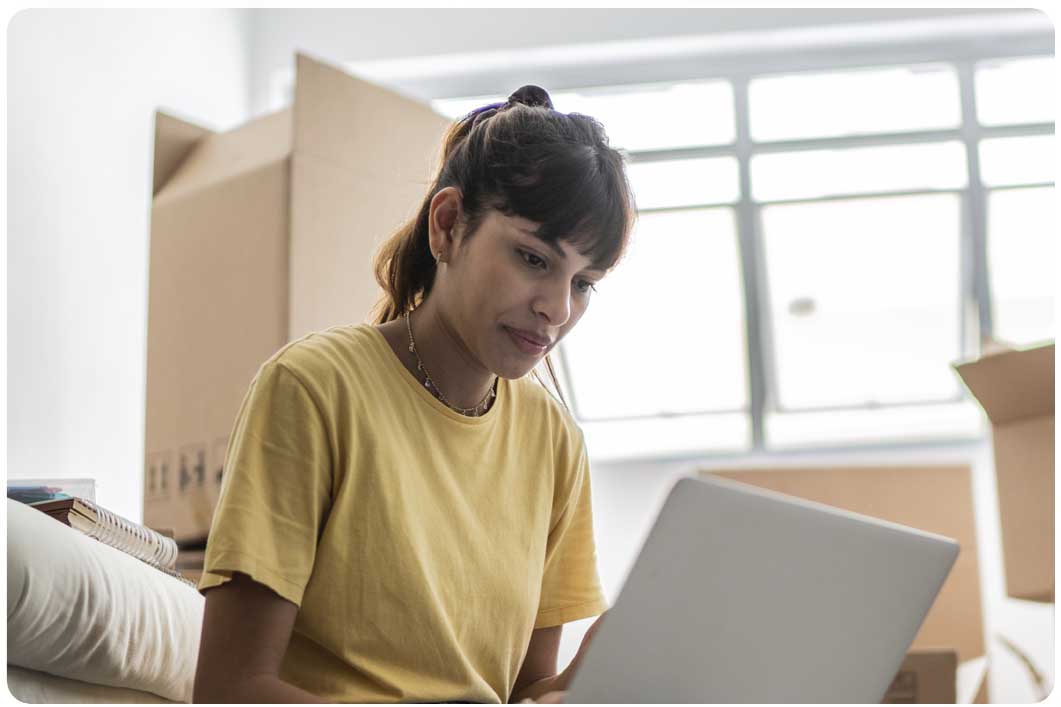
top-left (192, 85), bottom-right (636, 704)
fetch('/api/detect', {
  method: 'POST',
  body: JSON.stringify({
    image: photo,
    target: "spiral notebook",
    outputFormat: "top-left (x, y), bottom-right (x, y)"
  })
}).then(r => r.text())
top-left (30, 496), bottom-right (192, 587)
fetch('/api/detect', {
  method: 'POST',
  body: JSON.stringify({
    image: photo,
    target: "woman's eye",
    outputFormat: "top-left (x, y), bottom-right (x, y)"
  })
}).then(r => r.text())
top-left (519, 250), bottom-right (546, 269)
top-left (576, 279), bottom-right (598, 294)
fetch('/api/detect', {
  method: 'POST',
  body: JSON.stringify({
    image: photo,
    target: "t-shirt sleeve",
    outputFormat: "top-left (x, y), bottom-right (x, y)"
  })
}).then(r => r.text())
top-left (534, 430), bottom-right (609, 628)
top-left (197, 360), bottom-right (334, 607)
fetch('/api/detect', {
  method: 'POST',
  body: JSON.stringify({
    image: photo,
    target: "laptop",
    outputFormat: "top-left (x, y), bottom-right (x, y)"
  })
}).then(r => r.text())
top-left (565, 474), bottom-right (959, 703)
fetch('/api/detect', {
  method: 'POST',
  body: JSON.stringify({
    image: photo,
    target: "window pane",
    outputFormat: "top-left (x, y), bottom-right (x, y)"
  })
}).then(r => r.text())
top-left (627, 157), bottom-right (739, 210)
top-left (976, 56), bottom-right (1056, 126)
top-left (753, 142), bottom-right (966, 201)
top-left (552, 80), bottom-right (735, 151)
top-left (979, 135), bottom-right (1056, 187)
top-left (749, 64), bottom-right (960, 141)
top-left (433, 82), bottom-right (735, 152)
top-left (762, 194), bottom-right (963, 410)
top-left (988, 187), bottom-right (1056, 346)
top-left (563, 209), bottom-right (747, 419)
top-left (432, 94), bottom-right (507, 121)
top-left (582, 413), bottom-right (750, 462)
top-left (766, 400), bottom-right (985, 449)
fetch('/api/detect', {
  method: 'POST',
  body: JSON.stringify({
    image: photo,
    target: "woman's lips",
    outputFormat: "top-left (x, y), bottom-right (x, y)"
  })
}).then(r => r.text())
top-left (505, 326), bottom-right (550, 355)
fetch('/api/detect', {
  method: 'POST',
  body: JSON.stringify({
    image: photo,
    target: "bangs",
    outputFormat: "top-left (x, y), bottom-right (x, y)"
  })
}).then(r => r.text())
top-left (493, 142), bottom-right (635, 274)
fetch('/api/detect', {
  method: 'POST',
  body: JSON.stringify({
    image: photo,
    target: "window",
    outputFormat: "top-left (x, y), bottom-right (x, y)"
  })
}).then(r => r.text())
top-left (749, 64), bottom-right (961, 141)
top-left (552, 81), bottom-right (735, 152)
top-left (433, 93), bottom-right (506, 121)
top-left (563, 208), bottom-right (748, 421)
top-left (976, 82), bottom-right (1056, 347)
top-left (432, 46), bottom-right (1054, 458)
top-left (763, 194), bottom-right (964, 412)
top-left (751, 142), bottom-right (967, 201)
top-left (979, 135), bottom-right (1054, 187)
top-left (986, 187), bottom-right (1055, 347)
top-left (626, 157), bottom-right (739, 209)
top-left (434, 79), bottom-right (734, 153)
top-left (975, 56), bottom-right (1055, 126)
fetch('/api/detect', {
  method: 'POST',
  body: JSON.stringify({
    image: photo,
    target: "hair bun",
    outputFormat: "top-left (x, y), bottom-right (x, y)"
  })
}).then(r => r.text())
top-left (508, 85), bottom-right (553, 110)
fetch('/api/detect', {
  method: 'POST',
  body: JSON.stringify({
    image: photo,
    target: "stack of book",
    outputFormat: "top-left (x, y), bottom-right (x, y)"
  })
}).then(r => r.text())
top-left (8, 482), bottom-right (196, 588)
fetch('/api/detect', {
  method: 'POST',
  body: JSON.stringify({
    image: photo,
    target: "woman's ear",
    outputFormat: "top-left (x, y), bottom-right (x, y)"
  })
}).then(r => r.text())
top-left (428, 187), bottom-right (463, 263)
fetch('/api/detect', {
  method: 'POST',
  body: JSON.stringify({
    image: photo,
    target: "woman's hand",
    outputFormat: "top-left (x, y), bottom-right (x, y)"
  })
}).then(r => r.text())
top-left (553, 611), bottom-right (608, 694)
top-left (519, 611), bottom-right (609, 703)
top-left (566, 611), bottom-right (607, 679)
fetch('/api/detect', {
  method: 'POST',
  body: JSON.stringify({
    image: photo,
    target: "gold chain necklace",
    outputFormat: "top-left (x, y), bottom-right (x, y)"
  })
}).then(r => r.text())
top-left (404, 311), bottom-right (497, 417)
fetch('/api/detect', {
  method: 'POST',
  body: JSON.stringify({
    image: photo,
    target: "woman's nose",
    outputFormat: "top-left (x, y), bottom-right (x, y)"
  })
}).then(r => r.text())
top-left (533, 280), bottom-right (572, 327)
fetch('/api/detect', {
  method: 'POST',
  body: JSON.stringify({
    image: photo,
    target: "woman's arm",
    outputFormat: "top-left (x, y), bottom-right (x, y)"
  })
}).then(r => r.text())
top-left (509, 612), bottom-right (608, 703)
top-left (193, 572), bottom-right (326, 704)
top-left (510, 626), bottom-right (564, 702)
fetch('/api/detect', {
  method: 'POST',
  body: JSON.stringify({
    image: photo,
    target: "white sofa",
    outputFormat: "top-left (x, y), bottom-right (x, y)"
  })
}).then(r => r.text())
top-left (6, 499), bottom-right (204, 703)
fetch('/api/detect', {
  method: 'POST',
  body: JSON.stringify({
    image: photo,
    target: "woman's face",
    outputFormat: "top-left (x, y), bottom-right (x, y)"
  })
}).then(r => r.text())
top-left (443, 209), bottom-right (605, 380)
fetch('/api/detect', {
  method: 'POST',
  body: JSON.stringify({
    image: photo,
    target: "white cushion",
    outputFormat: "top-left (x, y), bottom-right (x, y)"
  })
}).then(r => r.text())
top-left (6, 499), bottom-right (204, 702)
top-left (7, 665), bottom-right (177, 703)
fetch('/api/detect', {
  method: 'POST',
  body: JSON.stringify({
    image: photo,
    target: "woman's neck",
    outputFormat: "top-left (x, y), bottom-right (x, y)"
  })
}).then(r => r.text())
top-left (379, 303), bottom-right (498, 412)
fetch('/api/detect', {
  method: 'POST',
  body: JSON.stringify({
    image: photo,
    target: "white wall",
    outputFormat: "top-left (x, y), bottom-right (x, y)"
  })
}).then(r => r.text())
top-left (7, 9), bottom-right (250, 522)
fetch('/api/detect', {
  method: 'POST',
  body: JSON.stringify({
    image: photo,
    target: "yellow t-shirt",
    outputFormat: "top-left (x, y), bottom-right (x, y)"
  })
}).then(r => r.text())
top-left (198, 323), bottom-right (608, 703)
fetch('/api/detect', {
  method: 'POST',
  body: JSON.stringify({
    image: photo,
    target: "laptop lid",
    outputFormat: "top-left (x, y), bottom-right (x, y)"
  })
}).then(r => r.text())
top-left (566, 475), bottom-right (959, 703)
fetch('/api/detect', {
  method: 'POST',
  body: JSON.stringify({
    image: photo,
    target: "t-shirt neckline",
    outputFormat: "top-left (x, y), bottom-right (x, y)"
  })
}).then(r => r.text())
top-left (364, 324), bottom-right (504, 426)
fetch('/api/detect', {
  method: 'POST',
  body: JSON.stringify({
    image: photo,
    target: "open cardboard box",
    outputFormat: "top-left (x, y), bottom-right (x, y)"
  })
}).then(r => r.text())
top-left (699, 465), bottom-right (989, 702)
top-left (144, 53), bottom-right (450, 543)
top-left (953, 341), bottom-right (1055, 603)
top-left (883, 650), bottom-right (989, 703)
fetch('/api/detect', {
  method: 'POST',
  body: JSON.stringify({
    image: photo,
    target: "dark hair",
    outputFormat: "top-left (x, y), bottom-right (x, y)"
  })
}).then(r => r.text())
top-left (372, 85), bottom-right (637, 405)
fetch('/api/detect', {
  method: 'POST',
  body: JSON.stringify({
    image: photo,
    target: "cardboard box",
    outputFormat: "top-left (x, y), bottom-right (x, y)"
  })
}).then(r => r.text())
top-left (885, 649), bottom-right (957, 704)
top-left (145, 53), bottom-right (450, 542)
top-left (953, 341), bottom-right (1055, 603)
top-left (699, 466), bottom-right (986, 663)
top-left (883, 650), bottom-right (989, 703)
top-left (176, 547), bottom-right (206, 584)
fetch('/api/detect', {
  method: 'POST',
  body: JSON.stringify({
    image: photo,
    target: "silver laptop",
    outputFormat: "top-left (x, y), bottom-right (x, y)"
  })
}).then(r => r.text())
top-left (566, 475), bottom-right (958, 703)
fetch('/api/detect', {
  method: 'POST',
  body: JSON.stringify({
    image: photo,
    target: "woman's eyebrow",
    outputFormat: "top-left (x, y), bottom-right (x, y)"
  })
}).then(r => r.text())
top-left (518, 226), bottom-right (567, 260)
top-left (517, 225), bottom-right (604, 274)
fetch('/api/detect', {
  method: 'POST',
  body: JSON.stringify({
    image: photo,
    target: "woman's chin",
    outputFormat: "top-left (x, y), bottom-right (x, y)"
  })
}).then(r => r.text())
top-left (494, 355), bottom-right (541, 380)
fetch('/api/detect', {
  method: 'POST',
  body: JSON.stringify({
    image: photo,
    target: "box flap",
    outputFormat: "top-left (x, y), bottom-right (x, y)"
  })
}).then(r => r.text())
top-left (286, 52), bottom-right (451, 333)
top-left (953, 342), bottom-right (1055, 425)
top-left (288, 155), bottom-right (427, 336)
top-left (153, 109), bottom-right (293, 205)
top-left (152, 111), bottom-right (212, 196)
top-left (291, 52), bottom-right (448, 180)
top-left (992, 415), bottom-right (1055, 602)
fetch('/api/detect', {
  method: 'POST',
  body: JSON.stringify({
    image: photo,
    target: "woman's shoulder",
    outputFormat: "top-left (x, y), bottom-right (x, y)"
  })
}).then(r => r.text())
top-left (260, 322), bottom-right (387, 392)
top-left (508, 375), bottom-right (589, 489)
top-left (509, 373), bottom-right (585, 444)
